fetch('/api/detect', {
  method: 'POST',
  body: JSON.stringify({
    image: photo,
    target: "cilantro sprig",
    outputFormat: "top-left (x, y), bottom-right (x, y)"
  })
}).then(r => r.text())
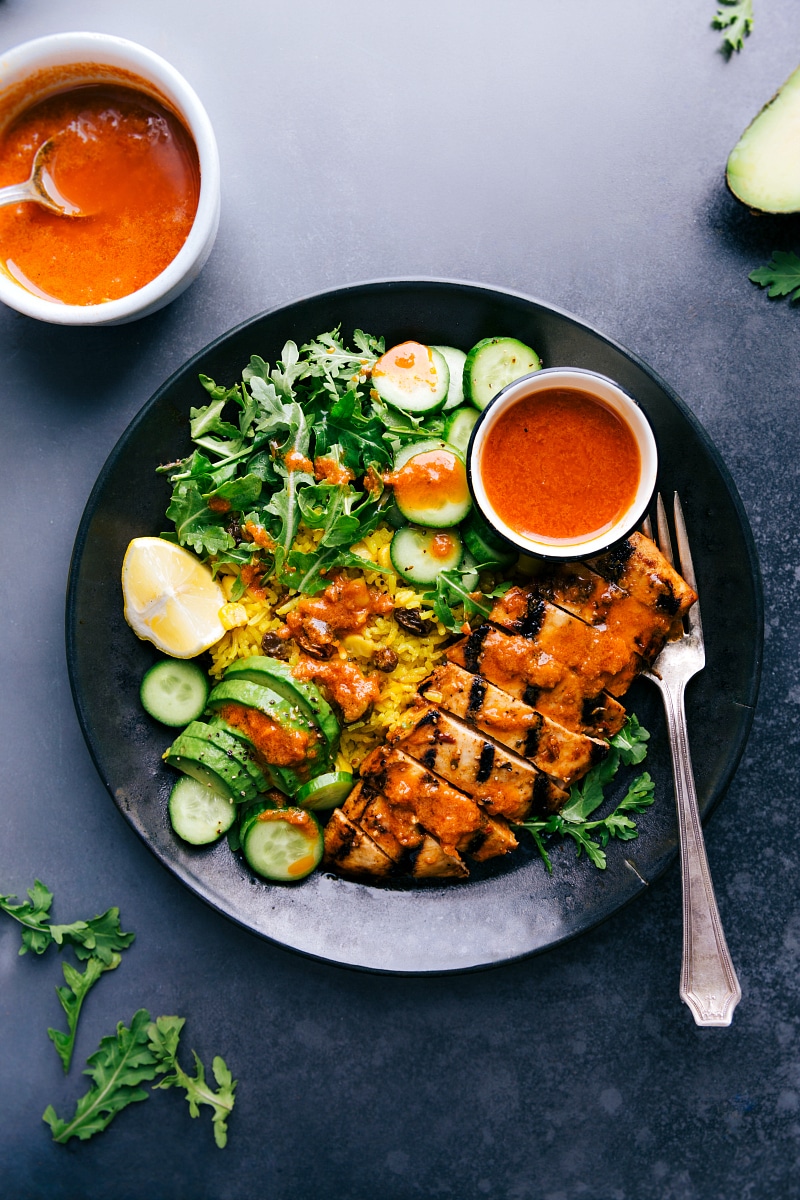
top-left (0, 881), bottom-right (134, 1071)
top-left (712, 0), bottom-right (754, 53)
top-left (515, 715), bottom-right (654, 871)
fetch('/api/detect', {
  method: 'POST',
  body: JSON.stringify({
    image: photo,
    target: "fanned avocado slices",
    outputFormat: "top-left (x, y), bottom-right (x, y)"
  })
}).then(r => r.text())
top-left (727, 64), bottom-right (800, 213)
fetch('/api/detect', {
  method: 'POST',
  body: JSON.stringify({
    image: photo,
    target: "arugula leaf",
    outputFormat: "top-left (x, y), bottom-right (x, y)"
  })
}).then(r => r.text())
top-left (712, 0), bottom-right (754, 53)
top-left (750, 250), bottom-right (800, 303)
top-left (48, 956), bottom-right (117, 1073)
top-left (0, 879), bottom-right (57, 954)
top-left (149, 1017), bottom-right (237, 1149)
top-left (43, 1009), bottom-right (162, 1143)
top-left (165, 480), bottom-right (234, 557)
top-left (422, 571), bottom-right (511, 635)
top-left (609, 711), bottom-right (650, 765)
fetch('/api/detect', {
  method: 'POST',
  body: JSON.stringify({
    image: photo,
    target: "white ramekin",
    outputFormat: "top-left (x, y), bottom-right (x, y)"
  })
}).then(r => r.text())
top-left (467, 367), bottom-right (659, 560)
top-left (0, 31), bottom-right (220, 325)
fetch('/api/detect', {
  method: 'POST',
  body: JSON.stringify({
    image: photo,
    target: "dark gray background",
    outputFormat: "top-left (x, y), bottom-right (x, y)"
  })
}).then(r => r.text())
top-left (1, 2), bottom-right (798, 1198)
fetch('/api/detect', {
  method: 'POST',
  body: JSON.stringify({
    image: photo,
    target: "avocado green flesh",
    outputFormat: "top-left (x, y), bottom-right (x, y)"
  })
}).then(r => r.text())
top-left (164, 735), bottom-right (259, 802)
top-left (183, 719), bottom-right (271, 791)
top-left (727, 65), bottom-right (800, 213)
top-left (222, 656), bottom-right (340, 752)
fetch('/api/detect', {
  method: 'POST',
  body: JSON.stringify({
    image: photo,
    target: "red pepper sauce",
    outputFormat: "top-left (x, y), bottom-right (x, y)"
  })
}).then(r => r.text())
top-left (0, 79), bottom-right (199, 305)
top-left (387, 449), bottom-right (469, 517)
top-left (480, 389), bottom-right (641, 543)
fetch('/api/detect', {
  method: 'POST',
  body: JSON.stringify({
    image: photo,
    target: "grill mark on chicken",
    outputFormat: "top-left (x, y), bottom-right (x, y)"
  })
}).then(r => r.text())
top-left (585, 532), bottom-right (696, 620)
top-left (448, 625), bottom-right (627, 737)
top-left (323, 807), bottom-right (395, 877)
top-left (476, 742), bottom-right (495, 783)
top-left (467, 673), bottom-right (487, 716)
top-left (389, 698), bottom-right (569, 820)
top-left (463, 624), bottom-right (489, 672)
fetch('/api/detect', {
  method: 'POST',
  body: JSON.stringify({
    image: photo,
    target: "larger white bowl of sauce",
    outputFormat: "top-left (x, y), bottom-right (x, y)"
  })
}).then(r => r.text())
top-left (467, 367), bottom-right (658, 560)
top-left (0, 32), bottom-right (220, 325)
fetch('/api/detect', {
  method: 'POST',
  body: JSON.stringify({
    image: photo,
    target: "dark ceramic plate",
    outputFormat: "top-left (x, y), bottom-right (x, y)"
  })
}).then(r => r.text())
top-left (65, 279), bottom-right (763, 973)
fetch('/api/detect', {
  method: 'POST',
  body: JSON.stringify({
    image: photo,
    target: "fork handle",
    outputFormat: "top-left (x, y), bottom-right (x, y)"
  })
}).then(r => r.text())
top-left (661, 681), bottom-right (742, 1026)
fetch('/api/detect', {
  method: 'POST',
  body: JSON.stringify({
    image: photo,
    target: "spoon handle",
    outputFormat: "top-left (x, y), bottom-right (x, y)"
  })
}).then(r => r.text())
top-left (0, 180), bottom-right (38, 209)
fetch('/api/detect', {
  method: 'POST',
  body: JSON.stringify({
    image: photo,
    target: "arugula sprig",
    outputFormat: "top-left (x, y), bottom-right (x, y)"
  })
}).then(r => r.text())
top-left (0, 881), bottom-right (135, 1072)
top-left (42, 1011), bottom-right (236, 1147)
top-left (515, 716), bottom-right (654, 871)
top-left (712, 0), bottom-right (753, 53)
top-left (422, 568), bottom-right (512, 635)
top-left (749, 251), bottom-right (800, 303)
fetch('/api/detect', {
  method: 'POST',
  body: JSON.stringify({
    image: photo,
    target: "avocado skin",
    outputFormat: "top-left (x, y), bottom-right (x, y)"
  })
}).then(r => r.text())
top-left (222, 655), bottom-right (340, 753)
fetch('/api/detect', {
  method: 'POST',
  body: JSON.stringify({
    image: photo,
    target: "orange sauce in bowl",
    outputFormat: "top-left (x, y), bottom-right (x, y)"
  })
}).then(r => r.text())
top-left (0, 79), bottom-right (199, 305)
top-left (480, 388), bottom-right (641, 544)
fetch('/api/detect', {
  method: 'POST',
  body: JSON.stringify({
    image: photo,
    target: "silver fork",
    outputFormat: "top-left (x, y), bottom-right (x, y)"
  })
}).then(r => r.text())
top-left (642, 493), bottom-right (741, 1027)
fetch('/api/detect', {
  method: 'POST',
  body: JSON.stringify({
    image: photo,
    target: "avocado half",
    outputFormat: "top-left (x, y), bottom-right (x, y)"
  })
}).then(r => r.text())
top-left (727, 64), bottom-right (800, 213)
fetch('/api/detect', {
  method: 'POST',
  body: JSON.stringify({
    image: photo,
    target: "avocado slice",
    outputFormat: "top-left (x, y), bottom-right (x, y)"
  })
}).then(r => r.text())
top-left (163, 733), bottom-right (259, 803)
top-left (206, 678), bottom-right (327, 793)
top-left (222, 656), bottom-right (340, 754)
top-left (184, 719), bottom-right (272, 793)
top-left (727, 64), bottom-right (800, 212)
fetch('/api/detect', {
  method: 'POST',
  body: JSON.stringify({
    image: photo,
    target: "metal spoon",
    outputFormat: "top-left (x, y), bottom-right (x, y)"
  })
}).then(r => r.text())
top-left (0, 138), bottom-right (83, 217)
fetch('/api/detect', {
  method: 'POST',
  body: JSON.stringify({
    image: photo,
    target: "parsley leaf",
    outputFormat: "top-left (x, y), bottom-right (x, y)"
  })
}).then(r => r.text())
top-left (749, 250), bottom-right (800, 302)
top-left (712, 0), bottom-right (753, 53)
top-left (514, 717), bottom-right (655, 871)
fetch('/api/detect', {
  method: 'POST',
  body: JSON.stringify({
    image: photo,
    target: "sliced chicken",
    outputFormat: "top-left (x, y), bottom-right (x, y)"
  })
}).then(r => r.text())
top-left (447, 624), bottom-right (627, 737)
top-left (584, 532), bottom-right (697, 620)
top-left (504, 560), bottom-right (673, 662)
top-left (359, 744), bottom-right (519, 862)
top-left (420, 661), bottom-right (608, 788)
top-left (323, 806), bottom-right (394, 878)
top-left (388, 699), bottom-right (568, 821)
top-left (488, 589), bottom-right (643, 698)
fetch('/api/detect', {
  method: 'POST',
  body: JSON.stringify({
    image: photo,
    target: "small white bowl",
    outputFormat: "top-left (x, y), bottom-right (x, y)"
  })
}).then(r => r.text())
top-left (0, 32), bottom-right (220, 325)
top-left (467, 367), bottom-right (658, 560)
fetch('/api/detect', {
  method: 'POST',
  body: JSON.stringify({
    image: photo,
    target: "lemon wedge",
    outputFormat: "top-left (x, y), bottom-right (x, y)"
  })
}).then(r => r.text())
top-left (122, 537), bottom-right (227, 658)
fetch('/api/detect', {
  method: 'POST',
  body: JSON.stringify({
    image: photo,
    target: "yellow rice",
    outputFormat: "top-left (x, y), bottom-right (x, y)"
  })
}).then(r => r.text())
top-left (209, 523), bottom-right (451, 772)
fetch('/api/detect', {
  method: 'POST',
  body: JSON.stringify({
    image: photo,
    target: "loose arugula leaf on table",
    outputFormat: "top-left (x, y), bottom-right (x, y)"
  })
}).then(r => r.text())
top-left (712, 0), bottom-right (753, 53)
top-left (0, 882), bottom-right (135, 1071)
top-left (514, 717), bottom-right (654, 872)
top-left (43, 1009), bottom-right (161, 1143)
top-left (43, 1011), bottom-right (237, 1148)
top-left (750, 251), bottom-right (800, 303)
top-left (149, 1017), bottom-right (237, 1149)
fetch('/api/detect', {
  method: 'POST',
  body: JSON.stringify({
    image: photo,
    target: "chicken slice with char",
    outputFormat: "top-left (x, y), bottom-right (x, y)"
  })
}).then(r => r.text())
top-left (420, 662), bottom-right (608, 788)
top-left (447, 624), bottom-right (627, 737)
top-left (487, 589), bottom-right (644, 698)
top-left (584, 532), bottom-right (697, 620)
top-left (388, 699), bottom-right (568, 822)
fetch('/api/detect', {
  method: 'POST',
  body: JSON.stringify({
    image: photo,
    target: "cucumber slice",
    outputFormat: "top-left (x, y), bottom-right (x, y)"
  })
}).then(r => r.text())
top-left (164, 733), bottom-right (259, 803)
top-left (432, 345), bottom-right (467, 411)
top-left (460, 552), bottom-right (480, 593)
top-left (462, 512), bottom-right (518, 570)
top-left (222, 656), bottom-right (340, 755)
top-left (443, 406), bottom-right (480, 455)
top-left (140, 659), bottom-right (209, 727)
top-left (295, 771), bottom-right (355, 811)
top-left (390, 442), bottom-right (471, 528)
top-left (239, 805), bottom-right (323, 881)
top-left (389, 525), bottom-right (464, 585)
top-left (168, 775), bottom-right (235, 845)
top-left (372, 342), bottom-right (450, 414)
top-left (464, 337), bottom-right (542, 411)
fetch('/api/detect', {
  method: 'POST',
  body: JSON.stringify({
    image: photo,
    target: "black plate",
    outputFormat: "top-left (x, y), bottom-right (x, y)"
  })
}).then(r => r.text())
top-left (65, 279), bottom-right (763, 973)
